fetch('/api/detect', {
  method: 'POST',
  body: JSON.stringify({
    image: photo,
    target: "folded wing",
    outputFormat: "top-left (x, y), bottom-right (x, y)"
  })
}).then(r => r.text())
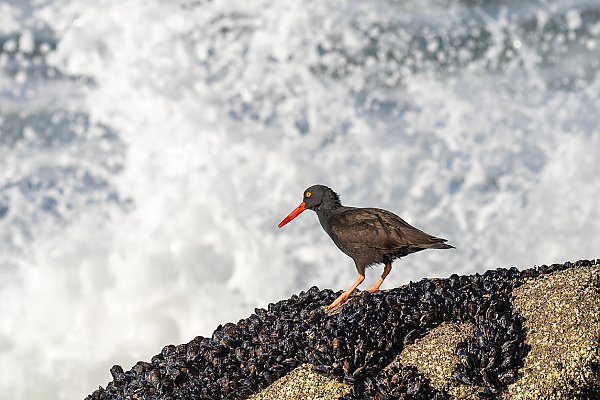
top-left (329, 207), bottom-right (451, 253)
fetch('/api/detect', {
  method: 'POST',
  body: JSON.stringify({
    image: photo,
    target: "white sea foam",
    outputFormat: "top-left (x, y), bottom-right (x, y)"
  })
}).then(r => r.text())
top-left (1, 0), bottom-right (599, 398)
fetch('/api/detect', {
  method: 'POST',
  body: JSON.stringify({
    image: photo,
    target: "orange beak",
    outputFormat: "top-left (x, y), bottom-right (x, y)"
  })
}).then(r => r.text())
top-left (278, 202), bottom-right (306, 228)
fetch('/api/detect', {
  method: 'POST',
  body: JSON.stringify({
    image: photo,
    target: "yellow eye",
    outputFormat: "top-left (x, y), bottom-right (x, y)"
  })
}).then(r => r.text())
top-left (305, 191), bottom-right (312, 198)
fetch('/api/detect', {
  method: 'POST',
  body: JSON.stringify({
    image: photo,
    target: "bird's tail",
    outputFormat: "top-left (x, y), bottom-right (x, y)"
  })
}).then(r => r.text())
top-left (428, 240), bottom-right (455, 250)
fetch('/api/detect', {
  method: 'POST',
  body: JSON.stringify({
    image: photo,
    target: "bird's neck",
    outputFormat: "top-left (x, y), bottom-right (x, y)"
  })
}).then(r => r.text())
top-left (315, 202), bottom-right (343, 236)
top-left (312, 188), bottom-right (342, 234)
top-left (320, 189), bottom-right (342, 210)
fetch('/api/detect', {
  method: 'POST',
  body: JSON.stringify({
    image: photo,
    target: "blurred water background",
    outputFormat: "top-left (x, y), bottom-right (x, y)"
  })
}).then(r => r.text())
top-left (1, 0), bottom-right (599, 398)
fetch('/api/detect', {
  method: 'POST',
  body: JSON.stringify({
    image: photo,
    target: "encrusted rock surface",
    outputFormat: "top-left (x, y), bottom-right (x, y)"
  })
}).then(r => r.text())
top-left (247, 363), bottom-right (349, 400)
top-left (502, 266), bottom-right (599, 399)
top-left (86, 259), bottom-right (599, 400)
top-left (395, 321), bottom-right (474, 395)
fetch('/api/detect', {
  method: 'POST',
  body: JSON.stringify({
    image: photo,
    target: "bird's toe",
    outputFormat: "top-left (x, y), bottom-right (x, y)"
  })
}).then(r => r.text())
top-left (325, 293), bottom-right (349, 311)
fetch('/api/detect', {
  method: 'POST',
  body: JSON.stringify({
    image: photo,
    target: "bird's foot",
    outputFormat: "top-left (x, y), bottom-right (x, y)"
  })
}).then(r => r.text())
top-left (366, 284), bottom-right (381, 294)
top-left (324, 292), bottom-right (350, 312)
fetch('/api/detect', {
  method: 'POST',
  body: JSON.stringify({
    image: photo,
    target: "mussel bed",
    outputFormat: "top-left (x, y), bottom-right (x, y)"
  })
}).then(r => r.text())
top-left (86, 259), bottom-right (599, 400)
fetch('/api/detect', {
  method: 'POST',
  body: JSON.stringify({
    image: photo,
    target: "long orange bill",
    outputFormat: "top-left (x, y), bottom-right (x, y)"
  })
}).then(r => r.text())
top-left (278, 202), bottom-right (306, 228)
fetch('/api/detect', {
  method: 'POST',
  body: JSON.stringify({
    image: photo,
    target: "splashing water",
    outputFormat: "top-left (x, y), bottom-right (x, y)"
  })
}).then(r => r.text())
top-left (1, 0), bottom-right (599, 398)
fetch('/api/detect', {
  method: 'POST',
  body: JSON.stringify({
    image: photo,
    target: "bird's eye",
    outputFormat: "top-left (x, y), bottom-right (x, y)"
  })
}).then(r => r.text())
top-left (305, 191), bottom-right (312, 198)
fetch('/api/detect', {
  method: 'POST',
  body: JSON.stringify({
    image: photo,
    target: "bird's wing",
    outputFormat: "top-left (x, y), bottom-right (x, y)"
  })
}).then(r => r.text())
top-left (329, 208), bottom-right (409, 250)
top-left (330, 208), bottom-right (444, 249)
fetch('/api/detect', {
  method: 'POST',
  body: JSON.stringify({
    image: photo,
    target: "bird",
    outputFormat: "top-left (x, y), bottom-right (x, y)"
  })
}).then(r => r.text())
top-left (278, 184), bottom-right (454, 312)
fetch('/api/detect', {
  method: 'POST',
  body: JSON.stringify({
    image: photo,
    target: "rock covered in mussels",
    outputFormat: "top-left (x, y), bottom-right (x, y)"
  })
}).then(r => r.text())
top-left (85, 259), bottom-right (599, 400)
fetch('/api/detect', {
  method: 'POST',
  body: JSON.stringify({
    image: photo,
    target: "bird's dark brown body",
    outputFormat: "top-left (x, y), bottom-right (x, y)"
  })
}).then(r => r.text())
top-left (318, 206), bottom-right (452, 276)
top-left (278, 185), bottom-right (453, 311)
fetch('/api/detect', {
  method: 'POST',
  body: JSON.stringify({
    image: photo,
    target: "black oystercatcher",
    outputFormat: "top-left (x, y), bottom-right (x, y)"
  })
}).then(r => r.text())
top-left (278, 185), bottom-right (454, 311)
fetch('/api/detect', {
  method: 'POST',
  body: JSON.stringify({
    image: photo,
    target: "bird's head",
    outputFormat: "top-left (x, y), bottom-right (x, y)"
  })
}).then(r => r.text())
top-left (278, 185), bottom-right (341, 228)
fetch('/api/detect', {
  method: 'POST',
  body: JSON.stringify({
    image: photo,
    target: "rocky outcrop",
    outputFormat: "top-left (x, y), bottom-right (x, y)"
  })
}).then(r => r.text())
top-left (86, 260), bottom-right (599, 399)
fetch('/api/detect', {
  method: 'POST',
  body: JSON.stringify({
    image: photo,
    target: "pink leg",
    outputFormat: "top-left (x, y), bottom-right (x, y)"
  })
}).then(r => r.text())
top-left (324, 274), bottom-right (365, 312)
top-left (367, 262), bottom-right (392, 293)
